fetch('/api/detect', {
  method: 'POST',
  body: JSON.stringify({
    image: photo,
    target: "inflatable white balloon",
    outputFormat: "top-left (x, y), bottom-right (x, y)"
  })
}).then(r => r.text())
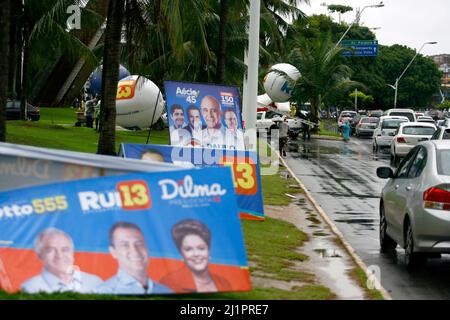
top-left (116, 75), bottom-right (165, 130)
top-left (257, 93), bottom-right (273, 108)
top-left (274, 102), bottom-right (291, 113)
top-left (263, 63), bottom-right (301, 102)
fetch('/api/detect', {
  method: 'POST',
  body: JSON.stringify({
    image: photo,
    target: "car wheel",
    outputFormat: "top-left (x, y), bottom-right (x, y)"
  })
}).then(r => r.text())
top-left (380, 205), bottom-right (397, 252)
top-left (404, 221), bottom-right (427, 271)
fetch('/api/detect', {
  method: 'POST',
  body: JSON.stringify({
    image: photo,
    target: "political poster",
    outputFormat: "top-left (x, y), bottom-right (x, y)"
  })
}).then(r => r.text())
top-left (0, 167), bottom-right (251, 295)
top-left (0, 142), bottom-right (179, 192)
top-left (164, 81), bottom-right (245, 150)
top-left (119, 143), bottom-right (265, 221)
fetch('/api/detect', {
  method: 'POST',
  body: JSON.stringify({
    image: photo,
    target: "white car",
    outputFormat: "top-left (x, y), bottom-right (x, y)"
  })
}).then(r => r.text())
top-left (384, 108), bottom-right (417, 122)
top-left (390, 122), bottom-right (437, 165)
top-left (256, 110), bottom-right (302, 133)
top-left (417, 116), bottom-right (436, 125)
top-left (372, 116), bottom-right (409, 152)
top-left (430, 126), bottom-right (450, 140)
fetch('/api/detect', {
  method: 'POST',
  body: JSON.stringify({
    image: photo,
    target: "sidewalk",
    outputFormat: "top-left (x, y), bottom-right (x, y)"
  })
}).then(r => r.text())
top-left (276, 156), bottom-right (391, 300)
top-left (258, 141), bottom-right (390, 299)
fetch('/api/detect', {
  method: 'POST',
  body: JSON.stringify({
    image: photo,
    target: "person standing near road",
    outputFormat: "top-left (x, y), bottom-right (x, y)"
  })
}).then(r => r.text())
top-left (278, 117), bottom-right (289, 157)
top-left (343, 118), bottom-right (351, 142)
top-left (299, 111), bottom-right (310, 141)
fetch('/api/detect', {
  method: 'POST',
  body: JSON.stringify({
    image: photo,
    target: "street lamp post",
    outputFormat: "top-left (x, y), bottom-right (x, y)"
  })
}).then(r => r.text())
top-left (334, 2), bottom-right (384, 50)
top-left (389, 41), bottom-right (437, 108)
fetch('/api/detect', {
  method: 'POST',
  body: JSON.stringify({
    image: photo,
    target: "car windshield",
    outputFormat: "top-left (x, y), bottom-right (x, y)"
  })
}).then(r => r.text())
top-left (341, 113), bottom-right (356, 118)
top-left (402, 126), bottom-right (436, 135)
top-left (257, 113), bottom-right (262, 120)
top-left (389, 112), bottom-right (415, 122)
top-left (382, 119), bottom-right (407, 129)
top-left (437, 150), bottom-right (450, 176)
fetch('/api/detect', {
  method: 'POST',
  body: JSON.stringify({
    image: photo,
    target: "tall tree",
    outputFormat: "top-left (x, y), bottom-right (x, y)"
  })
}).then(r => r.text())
top-left (97, 0), bottom-right (125, 155)
top-left (326, 4), bottom-right (352, 23)
top-left (0, 0), bottom-right (11, 142)
top-left (288, 34), bottom-right (357, 125)
top-left (216, 0), bottom-right (229, 83)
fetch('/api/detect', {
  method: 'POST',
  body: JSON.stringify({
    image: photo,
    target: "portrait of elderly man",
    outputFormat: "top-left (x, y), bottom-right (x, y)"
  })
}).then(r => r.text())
top-left (21, 228), bottom-right (102, 294)
top-left (200, 95), bottom-right (225, 149)
top-left (223, 108), bottom-right (245, 150)
top-left (96, 222), bottom-right (173, 295)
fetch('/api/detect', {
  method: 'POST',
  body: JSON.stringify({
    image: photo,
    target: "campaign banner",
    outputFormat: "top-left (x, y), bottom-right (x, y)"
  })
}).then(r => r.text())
top-left (164, 81), bottom-right (245, 150)
top-left (0, 142), bottom-right (179, 192)
top-left (119, 143), bottom-right (265, 221)
top-left (0, 167), bottom-right (251, 295)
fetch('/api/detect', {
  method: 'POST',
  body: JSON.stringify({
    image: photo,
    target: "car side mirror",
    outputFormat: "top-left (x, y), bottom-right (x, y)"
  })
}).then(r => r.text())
top-left (377, 167), bottom-right (394, 179)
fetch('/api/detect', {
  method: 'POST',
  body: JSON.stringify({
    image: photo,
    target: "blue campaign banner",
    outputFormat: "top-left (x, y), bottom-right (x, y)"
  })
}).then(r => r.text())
top-left (164, 81), bottom-right (245, 150)
top-left (119, 143), bottom-right (265, 221)
top-left (0, 167), bottom-right (251, 295)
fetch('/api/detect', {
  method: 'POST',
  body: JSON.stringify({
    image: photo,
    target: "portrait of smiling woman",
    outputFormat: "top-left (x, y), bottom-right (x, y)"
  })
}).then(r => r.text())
top-left (159, 219), bottom-right (232, 293)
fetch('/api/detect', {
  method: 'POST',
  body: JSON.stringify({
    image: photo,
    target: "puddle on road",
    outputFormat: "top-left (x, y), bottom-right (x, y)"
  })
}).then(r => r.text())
top-left (334, 218), bottom-right (376, 231)
top-left (314, 248), bottom-right (342, 258)
top-left (318, 192), bottom-right (380, 199)
top-left (306, 238), bottom-right (365, 299)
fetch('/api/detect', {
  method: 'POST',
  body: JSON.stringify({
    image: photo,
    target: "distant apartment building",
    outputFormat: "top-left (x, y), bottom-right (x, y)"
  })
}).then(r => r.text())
top-left (430, 54), bottom-right (450, 103)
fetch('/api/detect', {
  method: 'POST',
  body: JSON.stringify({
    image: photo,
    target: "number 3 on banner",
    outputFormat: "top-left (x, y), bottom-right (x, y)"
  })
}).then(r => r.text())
top-left (117, 180), bottom-right (152, 210)
top-left (222, 158), bottom-right (257, 195)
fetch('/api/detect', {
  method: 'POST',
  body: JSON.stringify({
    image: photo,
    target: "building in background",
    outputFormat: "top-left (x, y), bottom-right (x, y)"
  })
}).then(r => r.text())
top-left (430, 54), bottom-right (450, 105)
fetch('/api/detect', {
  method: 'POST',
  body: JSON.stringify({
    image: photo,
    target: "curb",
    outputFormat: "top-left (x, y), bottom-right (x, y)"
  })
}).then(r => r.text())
top-left (278, 153), bottom-right (392, 300)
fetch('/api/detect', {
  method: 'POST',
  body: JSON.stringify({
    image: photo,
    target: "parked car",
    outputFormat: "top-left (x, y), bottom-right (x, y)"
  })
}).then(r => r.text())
top-left (383, 108), bottom-right (417, 122)
top-left (390, 122), bottom-right (436, 165)
top-left (376, 140), bottom-right (450, 269)
top-left (6, 99), bottom-right (40, 121)
top-left (256, 110), bottom-right (303, 135)
top-left (430, 126), bottom-right (450, 140)
top-left (355, 116), bottom-right (379, 137)
top-left (372, 116), bottom-right (409, 152)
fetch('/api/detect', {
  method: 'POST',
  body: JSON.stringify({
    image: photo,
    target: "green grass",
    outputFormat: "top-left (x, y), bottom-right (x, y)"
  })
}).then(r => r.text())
top-left (6, 107), bottom-right (169, 153)
top-left (348, 268), bottom-right (384, 300)
top-left (318, 119), bottom-right (341, 138)
top-left (0, 107), bottom-right (336, 300)
top-left (261, 173), bottom-right (303, 206)
top-left (242, 217), bottom-right (311, 282)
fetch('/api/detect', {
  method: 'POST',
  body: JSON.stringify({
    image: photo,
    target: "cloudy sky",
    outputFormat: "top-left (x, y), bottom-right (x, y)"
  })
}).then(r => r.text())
top-left (297, 0), bottom-right (448, 56)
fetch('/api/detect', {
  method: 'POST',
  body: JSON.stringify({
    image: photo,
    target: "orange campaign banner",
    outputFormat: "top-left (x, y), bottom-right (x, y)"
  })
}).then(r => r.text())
top-left (0, 167), bottom-right (251, 295)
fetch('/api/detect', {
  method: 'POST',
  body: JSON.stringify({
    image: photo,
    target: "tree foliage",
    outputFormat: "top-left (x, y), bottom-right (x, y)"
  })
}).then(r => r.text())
top-left (287, 34), bottom-right (357, 124)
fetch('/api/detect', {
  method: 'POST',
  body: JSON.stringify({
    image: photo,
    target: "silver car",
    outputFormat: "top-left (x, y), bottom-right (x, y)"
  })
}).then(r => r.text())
top-left (377, 140), bottom-right (450, 270)
top-left (372, 116), bottom-right (409, 152)
top-left (355, 116), bottom-right (379, 137)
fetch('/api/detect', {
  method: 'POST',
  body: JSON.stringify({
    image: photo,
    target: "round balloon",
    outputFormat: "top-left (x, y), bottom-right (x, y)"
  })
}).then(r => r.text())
top-left (89, 65), bottom-right (130, 95)
top-left (116, 75), bottom-right (165, 130)
top-left (263, 63), bottom-right (301, 102)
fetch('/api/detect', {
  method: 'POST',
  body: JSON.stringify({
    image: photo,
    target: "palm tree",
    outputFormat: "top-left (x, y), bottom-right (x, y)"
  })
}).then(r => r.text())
top-left (288, 34), bottom-right (357, 126)
top-left (97, 0), bottom-right (125, 155)
top-left (0, 0), bottom-right (11, 142)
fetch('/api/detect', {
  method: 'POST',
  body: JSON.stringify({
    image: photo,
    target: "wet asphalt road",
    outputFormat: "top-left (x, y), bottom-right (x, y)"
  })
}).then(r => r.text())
top-left (285, 136), bottom-right (450, 300)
